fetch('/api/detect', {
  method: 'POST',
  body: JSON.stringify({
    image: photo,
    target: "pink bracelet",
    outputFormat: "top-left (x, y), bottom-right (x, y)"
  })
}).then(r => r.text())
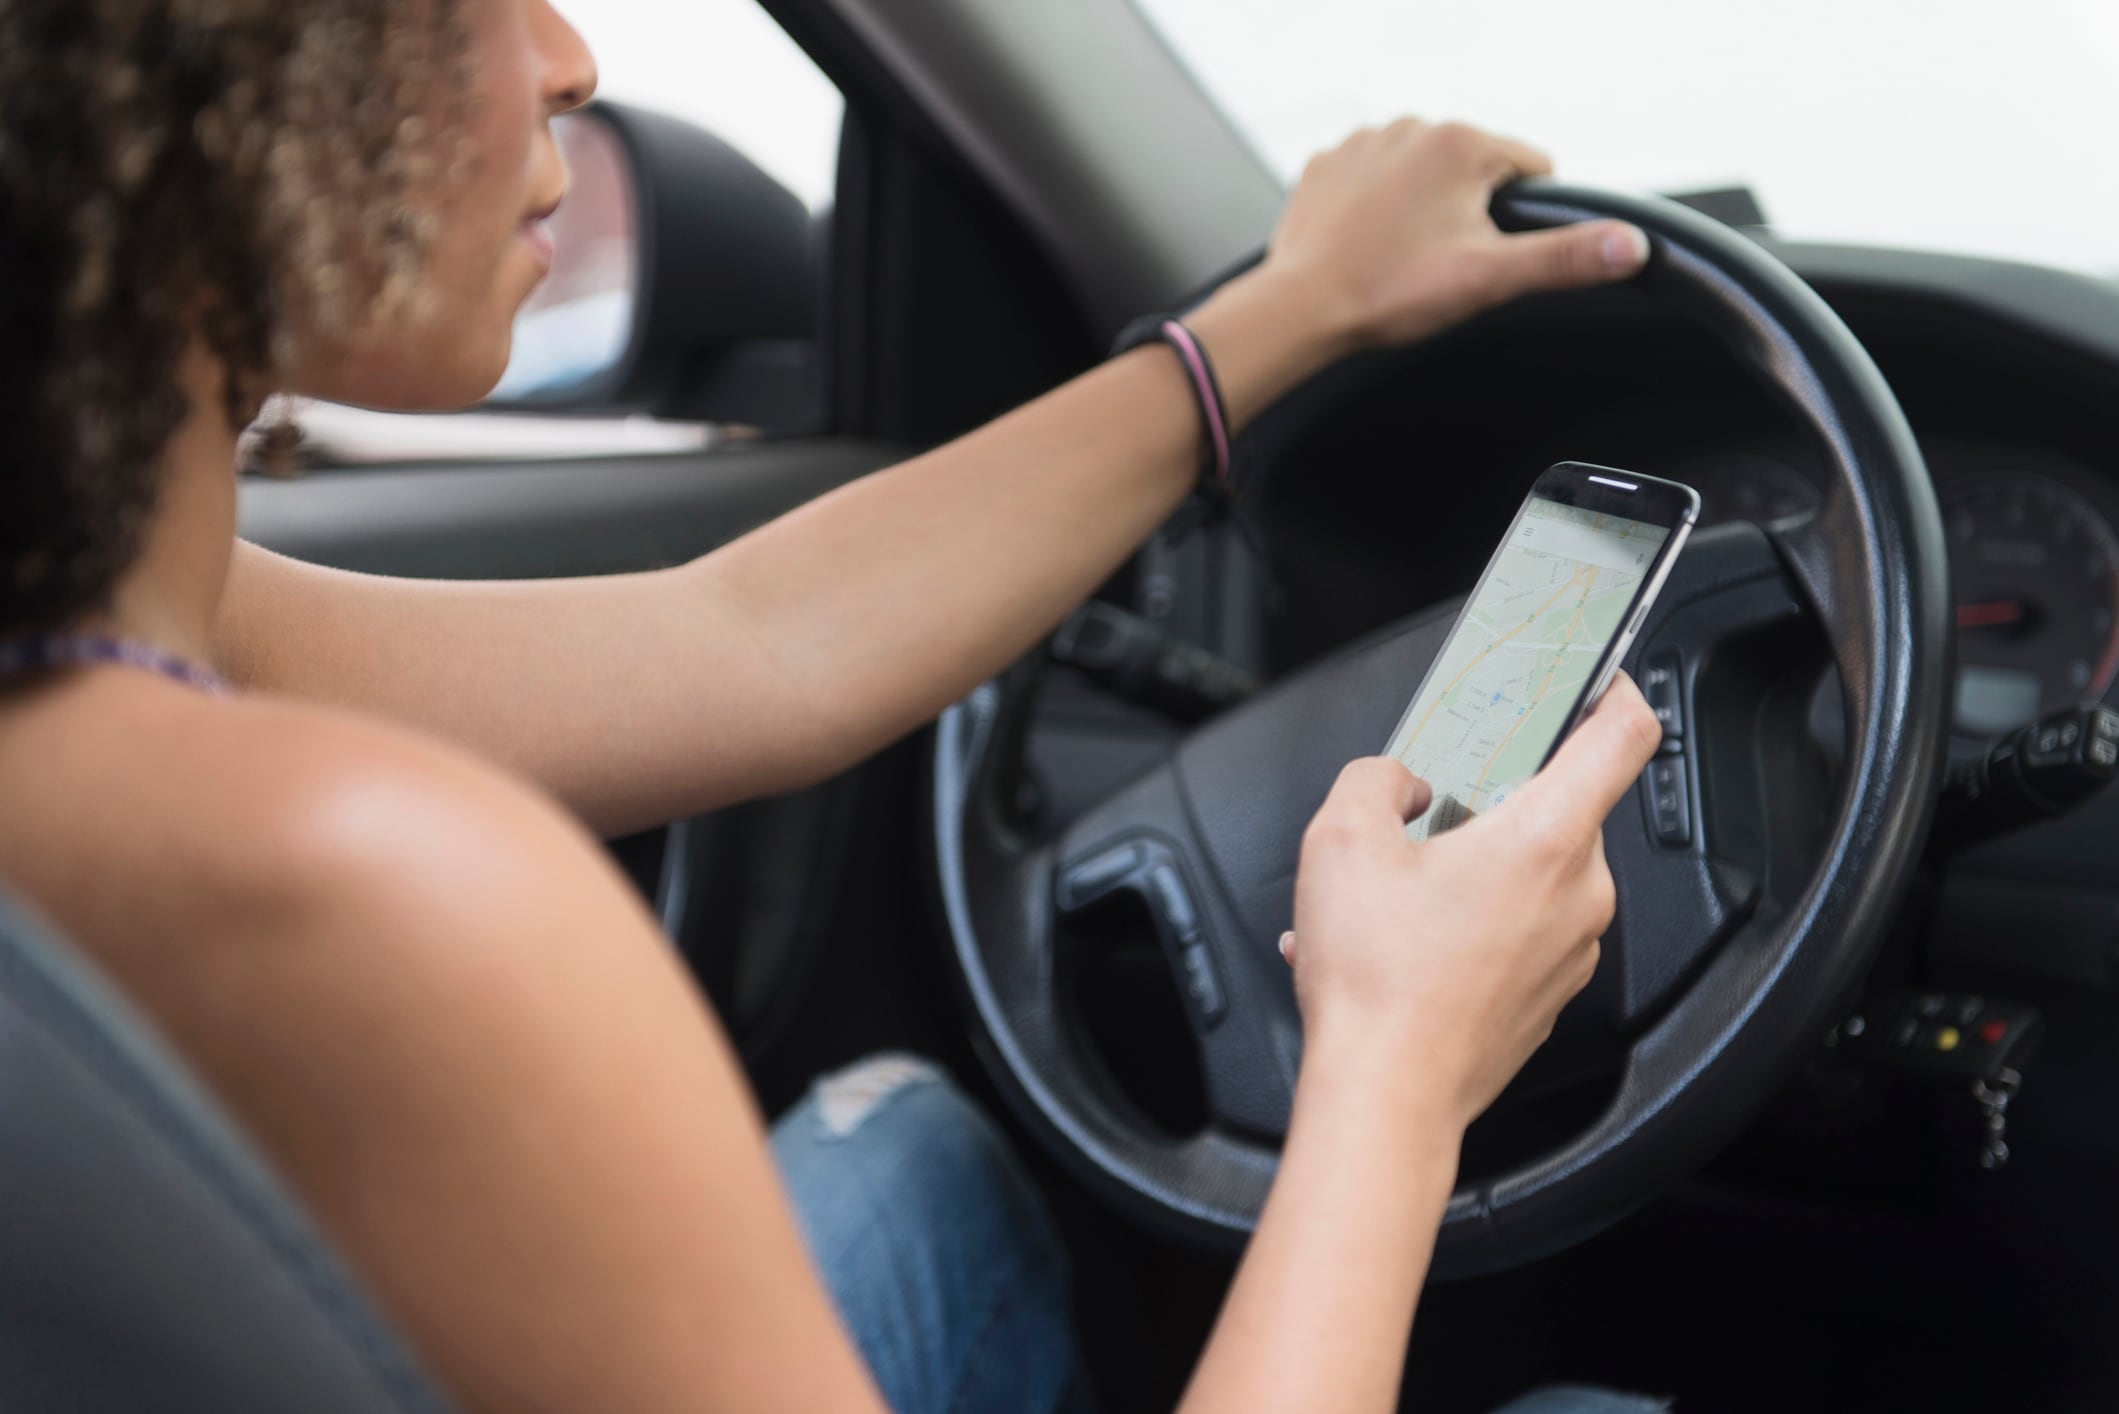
top-left (1111, 313), bottom-right (1234, 490)
top-left (1153, 319), bottom-right (1232, 486)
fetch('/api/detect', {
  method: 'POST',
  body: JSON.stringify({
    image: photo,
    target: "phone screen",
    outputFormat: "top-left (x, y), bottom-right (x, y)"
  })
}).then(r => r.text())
top-left (1384, 494), bottom-right (1673, 840)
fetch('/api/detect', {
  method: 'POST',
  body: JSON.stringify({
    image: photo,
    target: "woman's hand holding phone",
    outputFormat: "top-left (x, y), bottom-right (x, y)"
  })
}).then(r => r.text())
top-left (1285, 673), bottom-right (1664, 1137)
top-left (1181, 678), bottom-right (1662, 1414)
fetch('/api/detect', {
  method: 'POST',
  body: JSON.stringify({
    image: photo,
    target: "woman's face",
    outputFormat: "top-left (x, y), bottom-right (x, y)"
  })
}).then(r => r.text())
top-left (291, 0), bottom-right (597, 411)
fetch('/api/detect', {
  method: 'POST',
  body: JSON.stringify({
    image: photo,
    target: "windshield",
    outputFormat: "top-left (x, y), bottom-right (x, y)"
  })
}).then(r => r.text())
top-left (1133, 0), bottom-right (2119, 280)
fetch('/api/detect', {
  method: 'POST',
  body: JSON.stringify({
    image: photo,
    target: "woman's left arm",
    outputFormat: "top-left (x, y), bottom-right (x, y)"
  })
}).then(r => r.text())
top-left (215, 121), bottom-right (1648, 837)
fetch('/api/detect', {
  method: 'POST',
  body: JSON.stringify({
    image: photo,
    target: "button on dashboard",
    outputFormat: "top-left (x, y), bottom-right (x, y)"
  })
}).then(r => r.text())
top-left (1643, 654), bottom-right (1683, 740)
top-left (1647, 755), bottom-right (1691, 846)
top-left (1180, 942), bottom-right (1226, 1023)
top-left (1056, 842), bottom-right (1146, 910)
top-left (1145, 865), bottom-right (1200, 940)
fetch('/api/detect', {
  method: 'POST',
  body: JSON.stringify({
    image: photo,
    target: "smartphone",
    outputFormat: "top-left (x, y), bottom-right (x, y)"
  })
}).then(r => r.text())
top-left (1381, 462), bottom-right (1700, 840)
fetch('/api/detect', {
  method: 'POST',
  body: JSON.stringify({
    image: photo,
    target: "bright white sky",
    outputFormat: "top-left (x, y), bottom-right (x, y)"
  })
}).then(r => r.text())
top-left (574, 0), bottom-right (2119, 277)
top-left (362, 1), bottom-right (2112, 449)
top-left (1136, 0), bottom-right (2119, 278)
top-left (562, 0), bottom-right (843, 210)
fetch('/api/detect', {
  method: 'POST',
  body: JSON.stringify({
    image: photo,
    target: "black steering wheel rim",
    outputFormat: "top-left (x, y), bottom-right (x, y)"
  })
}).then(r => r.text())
top-left (931, 181), bottom-right (1952, 1274)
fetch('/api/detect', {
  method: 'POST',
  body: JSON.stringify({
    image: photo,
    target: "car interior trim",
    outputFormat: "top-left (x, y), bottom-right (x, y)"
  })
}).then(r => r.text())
top-left (806, 0), bottom-right (1283, 335)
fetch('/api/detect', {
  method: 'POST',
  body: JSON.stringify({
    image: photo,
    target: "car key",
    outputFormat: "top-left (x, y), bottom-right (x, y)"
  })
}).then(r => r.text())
top-left (1969, 1070), bottom-right (2018, 1171)
top-left (1831, 991), bottom-right (2043, 1170)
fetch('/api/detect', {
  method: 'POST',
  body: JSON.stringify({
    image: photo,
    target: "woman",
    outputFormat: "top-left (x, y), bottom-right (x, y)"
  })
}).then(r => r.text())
top-left (0, 2), bottom-right (1667, 1411)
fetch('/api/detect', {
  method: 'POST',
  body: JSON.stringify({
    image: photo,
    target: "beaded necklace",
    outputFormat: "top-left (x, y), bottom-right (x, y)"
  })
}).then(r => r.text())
top-left (0, 634), bottom-right (231, 696)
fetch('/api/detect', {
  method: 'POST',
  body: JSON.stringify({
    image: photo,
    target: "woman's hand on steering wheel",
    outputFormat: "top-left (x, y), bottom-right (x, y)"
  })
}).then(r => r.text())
top-left (1282, 674), bottom-right (1664, 1137)
top-left (1264, 117), bottom-right (1652, 351)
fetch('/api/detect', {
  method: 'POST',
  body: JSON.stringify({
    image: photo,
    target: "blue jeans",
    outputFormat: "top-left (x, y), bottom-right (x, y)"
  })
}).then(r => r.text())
top-left (773, 1054), bottom-right (1666, 1414)
top-left (773, 1055), bottom-right (1082, 1414)
top-left (1495, 1390), bottom-right (1670, 1413)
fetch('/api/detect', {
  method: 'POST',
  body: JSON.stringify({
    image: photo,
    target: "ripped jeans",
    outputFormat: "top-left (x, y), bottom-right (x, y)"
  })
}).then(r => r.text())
top-left (772, 1055), bottom-right (1085, 1414)
top-left (773, 1055), bottom-right (1670, 1414)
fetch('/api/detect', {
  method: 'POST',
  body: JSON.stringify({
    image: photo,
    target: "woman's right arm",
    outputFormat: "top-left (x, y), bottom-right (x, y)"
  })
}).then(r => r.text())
top-left (1178, 676), bottom-right (1663, 1413)
top-left (119, 700), bottom-right (894, 1414)
top-left (152, 678), bottom-right (1653, 1414)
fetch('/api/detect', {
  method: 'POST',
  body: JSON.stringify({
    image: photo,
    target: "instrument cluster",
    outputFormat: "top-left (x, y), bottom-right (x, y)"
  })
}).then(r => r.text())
top-left (1676, 446), bottom-right (2119, 736)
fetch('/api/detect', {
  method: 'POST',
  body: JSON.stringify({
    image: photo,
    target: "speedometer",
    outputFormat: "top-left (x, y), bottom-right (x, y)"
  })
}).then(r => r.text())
top-left (1946, 473), bottom-right (2119, 735)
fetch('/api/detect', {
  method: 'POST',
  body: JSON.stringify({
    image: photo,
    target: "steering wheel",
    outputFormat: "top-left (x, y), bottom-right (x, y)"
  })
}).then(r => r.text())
top-left (931, 182), bottom-right (1952, 1274)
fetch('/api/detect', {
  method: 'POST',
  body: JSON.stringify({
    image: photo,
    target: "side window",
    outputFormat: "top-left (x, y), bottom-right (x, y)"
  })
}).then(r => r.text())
top-left (298, 0), bottom-right (843, 466)
top-left (571, 0), bottom-right (840, 213)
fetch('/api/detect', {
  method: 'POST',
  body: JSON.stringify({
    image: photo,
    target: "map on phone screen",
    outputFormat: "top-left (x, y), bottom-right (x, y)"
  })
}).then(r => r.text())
top-left (1385, 498), bottom-right (1668, 841)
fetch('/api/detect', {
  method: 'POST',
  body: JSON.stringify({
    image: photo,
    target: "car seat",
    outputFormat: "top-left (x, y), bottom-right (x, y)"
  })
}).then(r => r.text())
top-left (0, 888), bottom-right (455, 1412)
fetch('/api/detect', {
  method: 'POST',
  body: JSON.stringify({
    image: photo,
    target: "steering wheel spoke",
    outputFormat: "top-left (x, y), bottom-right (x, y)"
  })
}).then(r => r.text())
top-left (1587, 520), bottom-right (1815, 1027)
top-left (1052, 800), bottom-right (1304, 1141)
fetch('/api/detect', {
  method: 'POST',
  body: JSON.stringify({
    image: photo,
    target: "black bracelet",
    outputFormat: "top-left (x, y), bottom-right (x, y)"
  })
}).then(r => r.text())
top-left (1111, 313), bottom-right (1236, 523)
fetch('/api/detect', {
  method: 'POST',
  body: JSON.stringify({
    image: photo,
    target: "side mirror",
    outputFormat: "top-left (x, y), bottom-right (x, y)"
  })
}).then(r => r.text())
top-left (488, 100), bottom-right (821, 429)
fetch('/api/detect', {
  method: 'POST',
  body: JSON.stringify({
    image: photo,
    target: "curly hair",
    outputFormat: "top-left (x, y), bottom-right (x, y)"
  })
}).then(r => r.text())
top-left (0, 0), bottom-right (462, 636)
